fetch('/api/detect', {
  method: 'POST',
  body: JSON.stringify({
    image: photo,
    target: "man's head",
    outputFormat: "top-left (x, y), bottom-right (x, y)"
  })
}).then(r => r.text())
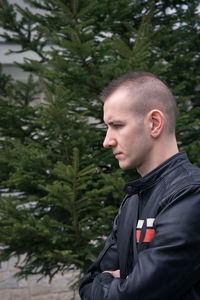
top-left (101, 71), bottom-right (177, 134)
top-left (102, 71), bottom-right (178, 176)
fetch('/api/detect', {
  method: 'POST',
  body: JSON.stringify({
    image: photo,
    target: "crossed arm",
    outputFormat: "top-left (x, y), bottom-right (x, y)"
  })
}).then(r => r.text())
top-left (103, 269), bottom-right (120, 278)
top-left (79, 187), bottom-right (200, 300)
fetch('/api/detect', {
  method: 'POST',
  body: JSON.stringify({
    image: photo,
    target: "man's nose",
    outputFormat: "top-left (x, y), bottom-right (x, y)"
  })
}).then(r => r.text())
top-left (103, 131), bottom-right (116, 148)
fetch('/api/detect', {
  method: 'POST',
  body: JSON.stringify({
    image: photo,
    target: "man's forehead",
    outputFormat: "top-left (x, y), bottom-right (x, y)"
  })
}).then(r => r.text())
top-left (106, 85), bottom-right (132, 101)
top-left (103, 100), bottom-right (133, 124)
top-left (103, 87), bottom-right (138, 114)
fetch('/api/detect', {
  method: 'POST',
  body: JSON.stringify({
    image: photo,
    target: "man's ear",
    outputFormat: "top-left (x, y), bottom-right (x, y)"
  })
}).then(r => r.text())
top-left (147, 109), bottom-right (165, 138)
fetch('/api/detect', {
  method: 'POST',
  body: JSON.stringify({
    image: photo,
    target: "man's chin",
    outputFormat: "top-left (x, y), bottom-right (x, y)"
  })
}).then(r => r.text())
top-left (119, 162), bottom-right (134, 170)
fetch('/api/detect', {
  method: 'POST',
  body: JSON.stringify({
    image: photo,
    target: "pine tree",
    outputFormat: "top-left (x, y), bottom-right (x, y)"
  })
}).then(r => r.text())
top-left (0, 0), bottom-right (199, 282)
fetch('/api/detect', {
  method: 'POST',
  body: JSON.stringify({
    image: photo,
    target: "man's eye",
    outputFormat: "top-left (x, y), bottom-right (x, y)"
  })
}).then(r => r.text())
top-left (113, 124), bottom-right (122, 128)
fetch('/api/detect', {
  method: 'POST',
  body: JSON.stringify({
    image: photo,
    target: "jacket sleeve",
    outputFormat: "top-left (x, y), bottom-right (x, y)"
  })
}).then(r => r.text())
top-left (89, 185), bottom-right (200, 300)
top-left (79, 214), bottom-right (120, 300)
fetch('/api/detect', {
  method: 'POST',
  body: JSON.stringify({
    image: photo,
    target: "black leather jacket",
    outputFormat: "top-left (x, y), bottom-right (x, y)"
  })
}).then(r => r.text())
top-left (79, 152), bottom-right (200, 299)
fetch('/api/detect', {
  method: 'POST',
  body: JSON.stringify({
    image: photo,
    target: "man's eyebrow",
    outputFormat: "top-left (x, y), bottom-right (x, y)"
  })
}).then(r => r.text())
top-left (106, 119), bottom-right (123, 125)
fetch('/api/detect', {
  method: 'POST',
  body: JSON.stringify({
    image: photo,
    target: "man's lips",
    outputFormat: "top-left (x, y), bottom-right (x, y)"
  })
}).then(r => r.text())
top-left (114, 152), bottom-right (123, 158)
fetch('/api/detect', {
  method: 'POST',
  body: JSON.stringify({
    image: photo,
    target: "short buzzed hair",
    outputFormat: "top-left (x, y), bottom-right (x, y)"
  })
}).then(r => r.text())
top-left (100, 71), bottom-right (177, 134)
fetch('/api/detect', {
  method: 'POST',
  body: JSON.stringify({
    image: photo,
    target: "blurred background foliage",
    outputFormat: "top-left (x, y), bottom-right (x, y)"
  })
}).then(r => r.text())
top-left (0, 0), bottom-right (199, 281)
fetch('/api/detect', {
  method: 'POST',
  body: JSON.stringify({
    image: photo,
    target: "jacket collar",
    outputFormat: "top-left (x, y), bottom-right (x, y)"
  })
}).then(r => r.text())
top-left (124, 152), bottom-right (188, 195)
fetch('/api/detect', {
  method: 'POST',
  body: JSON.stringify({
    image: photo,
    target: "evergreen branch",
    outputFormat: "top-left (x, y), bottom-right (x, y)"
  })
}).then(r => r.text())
top-left (40, 76), bottom-right (70, 163)
top-left (77, 0), bottom-right (98, 18)
top-left (73, 0), bottom-right (77, 18)
top-left (56, 0), bottom-right (73, 18)
top-left (72, 148), bottom-right (81, 247)
top-left (64, 1), bottom-right (101, 93)
top-left (132, 0), bottom-right (155, 62)
top-left (113, 38), bottom-right (132, 58)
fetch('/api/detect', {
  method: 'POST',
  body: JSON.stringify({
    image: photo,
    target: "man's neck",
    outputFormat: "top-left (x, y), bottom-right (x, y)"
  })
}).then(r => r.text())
top-left (138, 139), bottom-right (179, 177)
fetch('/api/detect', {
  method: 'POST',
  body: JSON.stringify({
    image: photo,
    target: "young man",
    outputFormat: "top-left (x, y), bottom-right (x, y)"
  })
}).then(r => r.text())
top-left (79, 72), bottom-right (200, 300)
